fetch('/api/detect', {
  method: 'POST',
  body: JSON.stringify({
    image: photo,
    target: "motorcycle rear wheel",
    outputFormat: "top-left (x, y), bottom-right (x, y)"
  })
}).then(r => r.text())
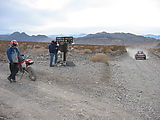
top-left (26, 67), bottom-right (36, 81)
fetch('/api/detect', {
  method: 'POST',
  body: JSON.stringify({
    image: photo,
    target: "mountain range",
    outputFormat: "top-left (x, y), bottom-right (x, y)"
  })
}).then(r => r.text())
top-left (0, 32), bottom-right (52, 42)
top-left (0, 32), bottom-right (159, 45)
top-left (75, 32), bottom-right (158, 45)
top-left (144, 34), bottom-right (160, 40)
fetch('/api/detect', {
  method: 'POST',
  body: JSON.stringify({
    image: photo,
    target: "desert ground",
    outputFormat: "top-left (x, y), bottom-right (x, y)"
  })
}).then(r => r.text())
top-left (0, 41), bottom-right (160, 120)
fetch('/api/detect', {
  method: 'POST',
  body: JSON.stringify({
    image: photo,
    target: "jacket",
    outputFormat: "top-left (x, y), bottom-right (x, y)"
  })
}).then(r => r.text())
top-left (59, 43), bottom-right (68, 52)
top-left (48, 43), bottom-right (58, 53)
top-left (6, 47), bottom-right (20, 63)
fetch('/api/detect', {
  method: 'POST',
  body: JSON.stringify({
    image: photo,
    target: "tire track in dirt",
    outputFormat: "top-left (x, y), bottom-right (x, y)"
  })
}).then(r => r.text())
top-left (110, 51), bottom-right (160, 120)
top-left (0, 58), bottom-right (138, 120)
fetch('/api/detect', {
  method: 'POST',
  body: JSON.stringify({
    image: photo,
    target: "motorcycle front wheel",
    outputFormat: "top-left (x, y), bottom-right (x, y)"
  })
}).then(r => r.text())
top-left (26, 67), bottom-right (36, 81)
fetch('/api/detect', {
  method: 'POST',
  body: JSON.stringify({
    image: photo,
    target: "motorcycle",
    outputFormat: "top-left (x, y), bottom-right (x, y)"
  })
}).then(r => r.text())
top-left (18, 55), bottom-right (36, 81)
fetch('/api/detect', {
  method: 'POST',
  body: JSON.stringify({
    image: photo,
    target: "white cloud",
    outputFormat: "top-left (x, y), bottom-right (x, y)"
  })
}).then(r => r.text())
top-left (14, 0), bottom-right (72, 10)
top-left (1, 0), bottom-right (160, 34)
top-left (66, 0), bottom-right (160, 27)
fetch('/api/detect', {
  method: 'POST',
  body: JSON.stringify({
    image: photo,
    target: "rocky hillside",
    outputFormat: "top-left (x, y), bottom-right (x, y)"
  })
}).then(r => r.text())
top-left (0, 32), bottom-right (52, 42)
top-left (75, 32), bottom-right (158, 45)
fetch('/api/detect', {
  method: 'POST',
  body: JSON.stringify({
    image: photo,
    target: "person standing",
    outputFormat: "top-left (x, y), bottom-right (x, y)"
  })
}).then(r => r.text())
top-left (58, 42), bottom-right (68, 65)
top-left (48, 41), bottom-right (58, 67)
top-left (6, 40), bottom-right (20, 82)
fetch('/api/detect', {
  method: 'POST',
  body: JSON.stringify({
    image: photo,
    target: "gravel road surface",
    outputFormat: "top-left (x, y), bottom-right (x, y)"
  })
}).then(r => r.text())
top-left (0, 50), bottom-right (160, 120)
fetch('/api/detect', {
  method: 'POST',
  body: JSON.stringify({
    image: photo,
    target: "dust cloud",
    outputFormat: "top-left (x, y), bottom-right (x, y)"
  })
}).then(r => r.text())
top-left (126, 47), bottom-right (149, 59)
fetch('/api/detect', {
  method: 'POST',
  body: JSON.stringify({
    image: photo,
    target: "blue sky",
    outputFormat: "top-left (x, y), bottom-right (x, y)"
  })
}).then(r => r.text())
top-left (0, 0), bottom-right (160, 35)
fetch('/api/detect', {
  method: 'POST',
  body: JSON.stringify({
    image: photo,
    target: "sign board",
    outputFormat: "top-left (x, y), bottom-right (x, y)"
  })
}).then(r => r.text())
top-left (56, 37), bottom-right (73, 44)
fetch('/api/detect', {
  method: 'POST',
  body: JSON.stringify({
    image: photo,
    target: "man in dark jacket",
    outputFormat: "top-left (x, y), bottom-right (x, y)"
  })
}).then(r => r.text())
top-left (6, 40), bottom-right (20, 82)
top-left (58, 42), bottom-right (68, 63)
top-left (48, 41), bottom-right (58, 67)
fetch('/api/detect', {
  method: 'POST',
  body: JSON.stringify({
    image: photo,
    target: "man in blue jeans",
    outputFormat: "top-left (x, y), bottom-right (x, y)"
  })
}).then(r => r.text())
top-left (6, 40), bottom-right (20, 82)
top-left (48, 41), bottom-right (58, 67)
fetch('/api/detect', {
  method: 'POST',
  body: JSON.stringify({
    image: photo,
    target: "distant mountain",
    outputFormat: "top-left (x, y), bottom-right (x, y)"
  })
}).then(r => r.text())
top-left (144, 34), bottom-right (160, 40)
top-left (48, 33), bottom-right (87, 39)
top-left (1, 31), bottom-right (158, 45)
top-left (0, 32), bottom-right (52, 42)
top-left (75, 32), bottom-right (158, 45)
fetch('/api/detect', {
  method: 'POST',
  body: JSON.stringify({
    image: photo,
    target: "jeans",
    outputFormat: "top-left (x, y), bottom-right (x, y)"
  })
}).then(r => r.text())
top-left (50, 53), bottom-right (58, 65)
top-left (60, 52), bottom-right (67, 62)
top-left (9, 63), bottom-right (19, 80)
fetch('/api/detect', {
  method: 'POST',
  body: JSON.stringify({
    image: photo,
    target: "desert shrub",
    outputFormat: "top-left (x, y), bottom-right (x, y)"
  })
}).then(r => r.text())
top-left (79, 45), bottom-right (85, 49)
top-left (94, 48), bottom-right (101, 53)
top-left (110, 45), bottom-right (125, 51)
top-left (70, 44), bottom-right (126, 54)
top-left (34, 45), bottom-right (41, 49)
top-left (101, 47), bottom-right (112, 53)
top-left (72, 49), bottom-right (81, 53)
top-left (31, 47), bottom-right (48, 54)
top-left (0, 41), bottom-right (126, 61)
top-left (153, 48), bottom-right (160, 52)
top-left (72, 49), bottom-right (92, 54)
top-left (90, 53), bottom-right (109, 64)
top-left (82, 49), bottom-right (92, 54)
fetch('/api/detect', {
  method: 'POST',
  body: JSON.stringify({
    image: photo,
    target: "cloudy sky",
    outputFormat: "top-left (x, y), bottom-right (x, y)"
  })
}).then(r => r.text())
top-left (0, 0), bottom-right (160, 35)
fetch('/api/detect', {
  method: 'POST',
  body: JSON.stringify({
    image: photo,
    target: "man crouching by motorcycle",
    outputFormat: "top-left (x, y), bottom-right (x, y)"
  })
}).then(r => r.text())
top-left (6, 40), bottom-right (20, 83)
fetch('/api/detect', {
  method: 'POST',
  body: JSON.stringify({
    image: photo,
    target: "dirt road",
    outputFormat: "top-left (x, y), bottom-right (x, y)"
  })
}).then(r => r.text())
top-left (0, 50), bottom-right (160, 120)
top-left (110, 49), bottom-right (160, 119)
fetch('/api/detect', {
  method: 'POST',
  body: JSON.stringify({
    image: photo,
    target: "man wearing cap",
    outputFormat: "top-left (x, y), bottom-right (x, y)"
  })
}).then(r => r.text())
top-left (6, 40), bottom-right (20, 82)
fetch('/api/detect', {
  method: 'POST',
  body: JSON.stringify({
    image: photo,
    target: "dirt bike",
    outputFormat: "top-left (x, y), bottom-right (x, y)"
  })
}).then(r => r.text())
top-left (18, 55), bottom-right (36, 81)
